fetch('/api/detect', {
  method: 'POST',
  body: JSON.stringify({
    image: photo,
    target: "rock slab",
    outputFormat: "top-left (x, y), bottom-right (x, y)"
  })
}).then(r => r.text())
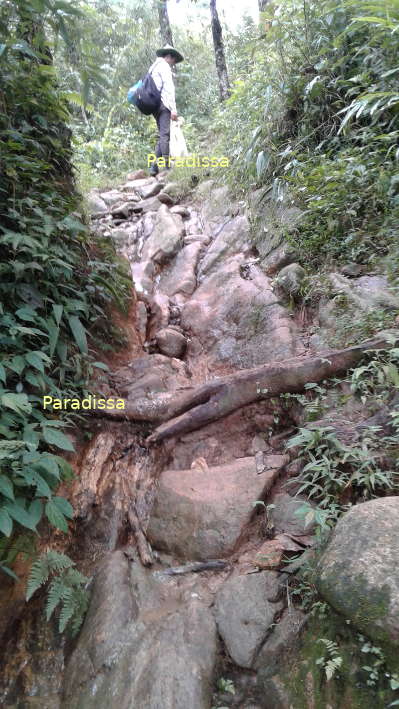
top-left (147, 455), bottom-right (286, 560)
top-left (62, 551), bottom-right (217, 709)
top-left (214, 571), bottom-right (284, 668)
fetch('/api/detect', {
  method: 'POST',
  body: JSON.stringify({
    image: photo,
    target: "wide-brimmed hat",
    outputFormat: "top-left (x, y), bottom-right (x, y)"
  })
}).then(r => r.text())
top-left (156, 44), bottom-right (184, 63)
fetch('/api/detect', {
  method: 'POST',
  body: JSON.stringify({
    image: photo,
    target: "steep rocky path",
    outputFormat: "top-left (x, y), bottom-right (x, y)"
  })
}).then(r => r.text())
top-left (1, 171), bottom-right (398, 708)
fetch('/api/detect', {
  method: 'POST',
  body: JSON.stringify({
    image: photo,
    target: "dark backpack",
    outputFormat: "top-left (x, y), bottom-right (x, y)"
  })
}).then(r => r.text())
top-left (127, 72), bottom-right (161, 115)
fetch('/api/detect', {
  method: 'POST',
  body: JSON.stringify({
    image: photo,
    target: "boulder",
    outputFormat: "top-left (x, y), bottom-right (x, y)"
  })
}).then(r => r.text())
top-left (111, 200), bottom-right (140, 219)
top-left (158, 191), bottom-right (175, 206)
top-left (114, 354), bottom-right (189, 402)
top-left (270, 493), bottom-right (315, 538)
top-left (181, 256), bottom-right (301, 369)
top-left (171, 205), bottom-right (190, 218)
top-left (147, 292), bottom-right (170, 339)
top-left (156, 327), bottom-right (187, 358)
top-left (214, 571), bottom-right (284, 668)
top-left (261, 244), bottom-right (299, 276)
top-left (316, 497), bottom-right (399, 646)
top-left (249, 190), bottom-right (303, 261)
top-left (143, 204), bottom-right (184, 264)
top-left (200, 185), bottom-right (232, 230)
top-left (160, 182), bottom-right (182, 201)
top-left (131, 196), bottom-right (162, 213)
top-left (100, 190), bottom-right (126, 206)
top-left (275, 263), bottom-right (306, 297)
top-left (147, 455), bottom-right (287, 560)
top-left (319, 273), bottom-right (399, 328)
top-left (158, 242), bottom-right (202, 299)
top-left (255, 608), bottom-right (307, 678)
top-left (199, 215), bottom-right (251, 277)
top-left (88, 192), bottom-right (108, 216)
top-left (122, 177), bottom-right (154, 192)
top-left (62, 551), bottom-right (217, 709)
top-left (137, 181), bottom-right (164, 200)
top-left (131, 260), bottom-right (155, 295)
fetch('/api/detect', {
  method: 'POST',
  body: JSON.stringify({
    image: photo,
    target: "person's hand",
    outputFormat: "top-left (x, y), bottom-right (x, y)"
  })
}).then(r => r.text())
top-left (171, 111), bottom-right (178, 121)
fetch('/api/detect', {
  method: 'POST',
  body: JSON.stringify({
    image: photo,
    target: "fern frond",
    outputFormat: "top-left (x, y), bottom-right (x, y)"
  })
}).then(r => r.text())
top-left (59, 587), bottom-right (75, 633)
top-left (26, 551), bottom-right (74, 600)
top-left (45, 576), bottom-right (67, 620)
top-left (325, 656), bottom-right (343, 680)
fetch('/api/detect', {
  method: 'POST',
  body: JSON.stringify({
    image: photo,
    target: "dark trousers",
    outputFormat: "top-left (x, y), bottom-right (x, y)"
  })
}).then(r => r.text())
top-left (154, 103), bottom-right (171, 165)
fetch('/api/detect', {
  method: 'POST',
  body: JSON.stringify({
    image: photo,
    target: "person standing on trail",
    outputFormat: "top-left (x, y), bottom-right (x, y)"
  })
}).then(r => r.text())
top-left (148, 44), bottom-right (184, 176)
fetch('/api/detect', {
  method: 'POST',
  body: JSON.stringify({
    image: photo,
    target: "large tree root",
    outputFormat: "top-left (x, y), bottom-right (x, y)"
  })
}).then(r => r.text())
top-left (146, 333), bottom-right (398, 444)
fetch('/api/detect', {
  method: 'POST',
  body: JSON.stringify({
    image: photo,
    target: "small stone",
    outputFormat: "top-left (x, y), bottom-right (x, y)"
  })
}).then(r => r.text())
top-left (158, 191), bottom-right (174, 206)
top-left (88, 192), bottom-right (108, 216)
top-left (171, 205), bottom-right (190, 218)
top-left (155, 327), bottom-right (187, 358)
top-left (137, 181), bottom-right (164, 200)
top-left (126, 169), bottom-right (147, 181)
top-left (275, 263), bottom-right (306, 297)
top-left (250, 434), bottom-right (268, 454)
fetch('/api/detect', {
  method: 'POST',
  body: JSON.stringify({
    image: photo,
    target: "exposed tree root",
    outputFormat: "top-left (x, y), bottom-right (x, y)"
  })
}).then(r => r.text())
top-left (146, 333), bottom-right (398, 444)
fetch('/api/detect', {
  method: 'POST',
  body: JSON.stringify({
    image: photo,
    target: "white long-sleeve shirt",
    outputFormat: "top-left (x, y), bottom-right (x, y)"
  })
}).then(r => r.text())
top-left (149, 57), bottom-right (176, 113)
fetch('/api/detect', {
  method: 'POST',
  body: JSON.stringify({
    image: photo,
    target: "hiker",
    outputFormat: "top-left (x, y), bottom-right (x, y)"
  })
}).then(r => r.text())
top-left (148, 44), bottom-right (184, 176)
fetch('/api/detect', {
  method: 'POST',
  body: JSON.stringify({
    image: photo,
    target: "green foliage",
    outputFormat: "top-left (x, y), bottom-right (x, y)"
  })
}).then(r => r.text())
top-left (284, 346), bottom-right (399, 538)
top-left (213, 0), bottom-right (399, 272)
top-left (26, 550), bottom-right (90, 635)
top-left (0, 0), bottom-right (130, 593)
top-left (316, 638), bottom-right (343, 680)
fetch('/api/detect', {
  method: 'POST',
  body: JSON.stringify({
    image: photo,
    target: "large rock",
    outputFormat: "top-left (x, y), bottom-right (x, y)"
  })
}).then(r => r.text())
top-left (316, 497), bottom-right (399, 646)
top-left (113, 354), bottom-right (190, 421)
top-left (88, 192), bottom-right (108, 216)
top-left (249, 189), bottom-right (303, 263)
top-left (100, 189), bottom-right (126, 206)
top-left (147, 455), bottom-right (287, 560)
top-left (275, 263), bottom-right (306, 297)
top-left (214, 571), bottom-right (284, 668)
top-left (156, 327), bottom-right (187, 358)
top-left (131, 195), bottom-right (162, 214)
top-left (137, 180), bottom-right (164, 200)
top-left (62, 551), bottom-right (217, 709)
top-left (270, 493), bottom-right (315, 538)
top-left (200, 185), bottom-right (232, 231)
top-left (319, 273), bottom-right (399, 328)
top-left (181, 256), bottom-right (301, 369)
top-left (159, 242), bottom-right (202, 299)
top-left (143, 204), bottom-right (184, 264)
top-left (199, 215), bottom-right (251, 276)
top-left (255, 608), bottom-right (306, 679)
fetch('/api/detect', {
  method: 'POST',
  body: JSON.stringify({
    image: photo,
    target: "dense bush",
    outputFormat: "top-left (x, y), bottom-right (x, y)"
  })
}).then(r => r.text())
top-left (214, 0), bottom-right (399, 269)
top-left (0, 0), bottom-right (130, 625)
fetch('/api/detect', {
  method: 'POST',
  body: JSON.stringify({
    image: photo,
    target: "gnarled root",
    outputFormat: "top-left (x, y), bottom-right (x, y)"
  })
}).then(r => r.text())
top-left (147, 333), bottom-right (398, 444)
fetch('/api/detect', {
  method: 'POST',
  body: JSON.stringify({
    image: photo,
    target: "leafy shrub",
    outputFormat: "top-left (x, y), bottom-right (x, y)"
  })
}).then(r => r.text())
top-left (0, 1), bottom-right (130, 600)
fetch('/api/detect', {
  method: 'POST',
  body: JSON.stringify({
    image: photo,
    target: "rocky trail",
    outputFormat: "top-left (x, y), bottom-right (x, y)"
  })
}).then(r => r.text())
top-left (1, 170), bottom-right (398, 708)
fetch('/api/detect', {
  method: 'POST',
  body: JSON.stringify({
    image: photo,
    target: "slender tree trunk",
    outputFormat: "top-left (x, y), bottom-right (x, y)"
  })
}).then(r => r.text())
top-left (258, 0), bottom-right (269, 10)
top-left (157, 0), bottom-right (173, 46)
top-left (210, 0), bottom-right (230, 101)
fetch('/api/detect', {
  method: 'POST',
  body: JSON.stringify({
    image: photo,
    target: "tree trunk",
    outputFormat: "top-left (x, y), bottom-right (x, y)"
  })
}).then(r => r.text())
top-left (157, 0), bottom-right (173, 46)
top-left (258, 0), bottom-right (269, 10)
top-left (146, 334), bottom-right (396, 444)
top-left (210, 0), bottom-right (230, 101)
